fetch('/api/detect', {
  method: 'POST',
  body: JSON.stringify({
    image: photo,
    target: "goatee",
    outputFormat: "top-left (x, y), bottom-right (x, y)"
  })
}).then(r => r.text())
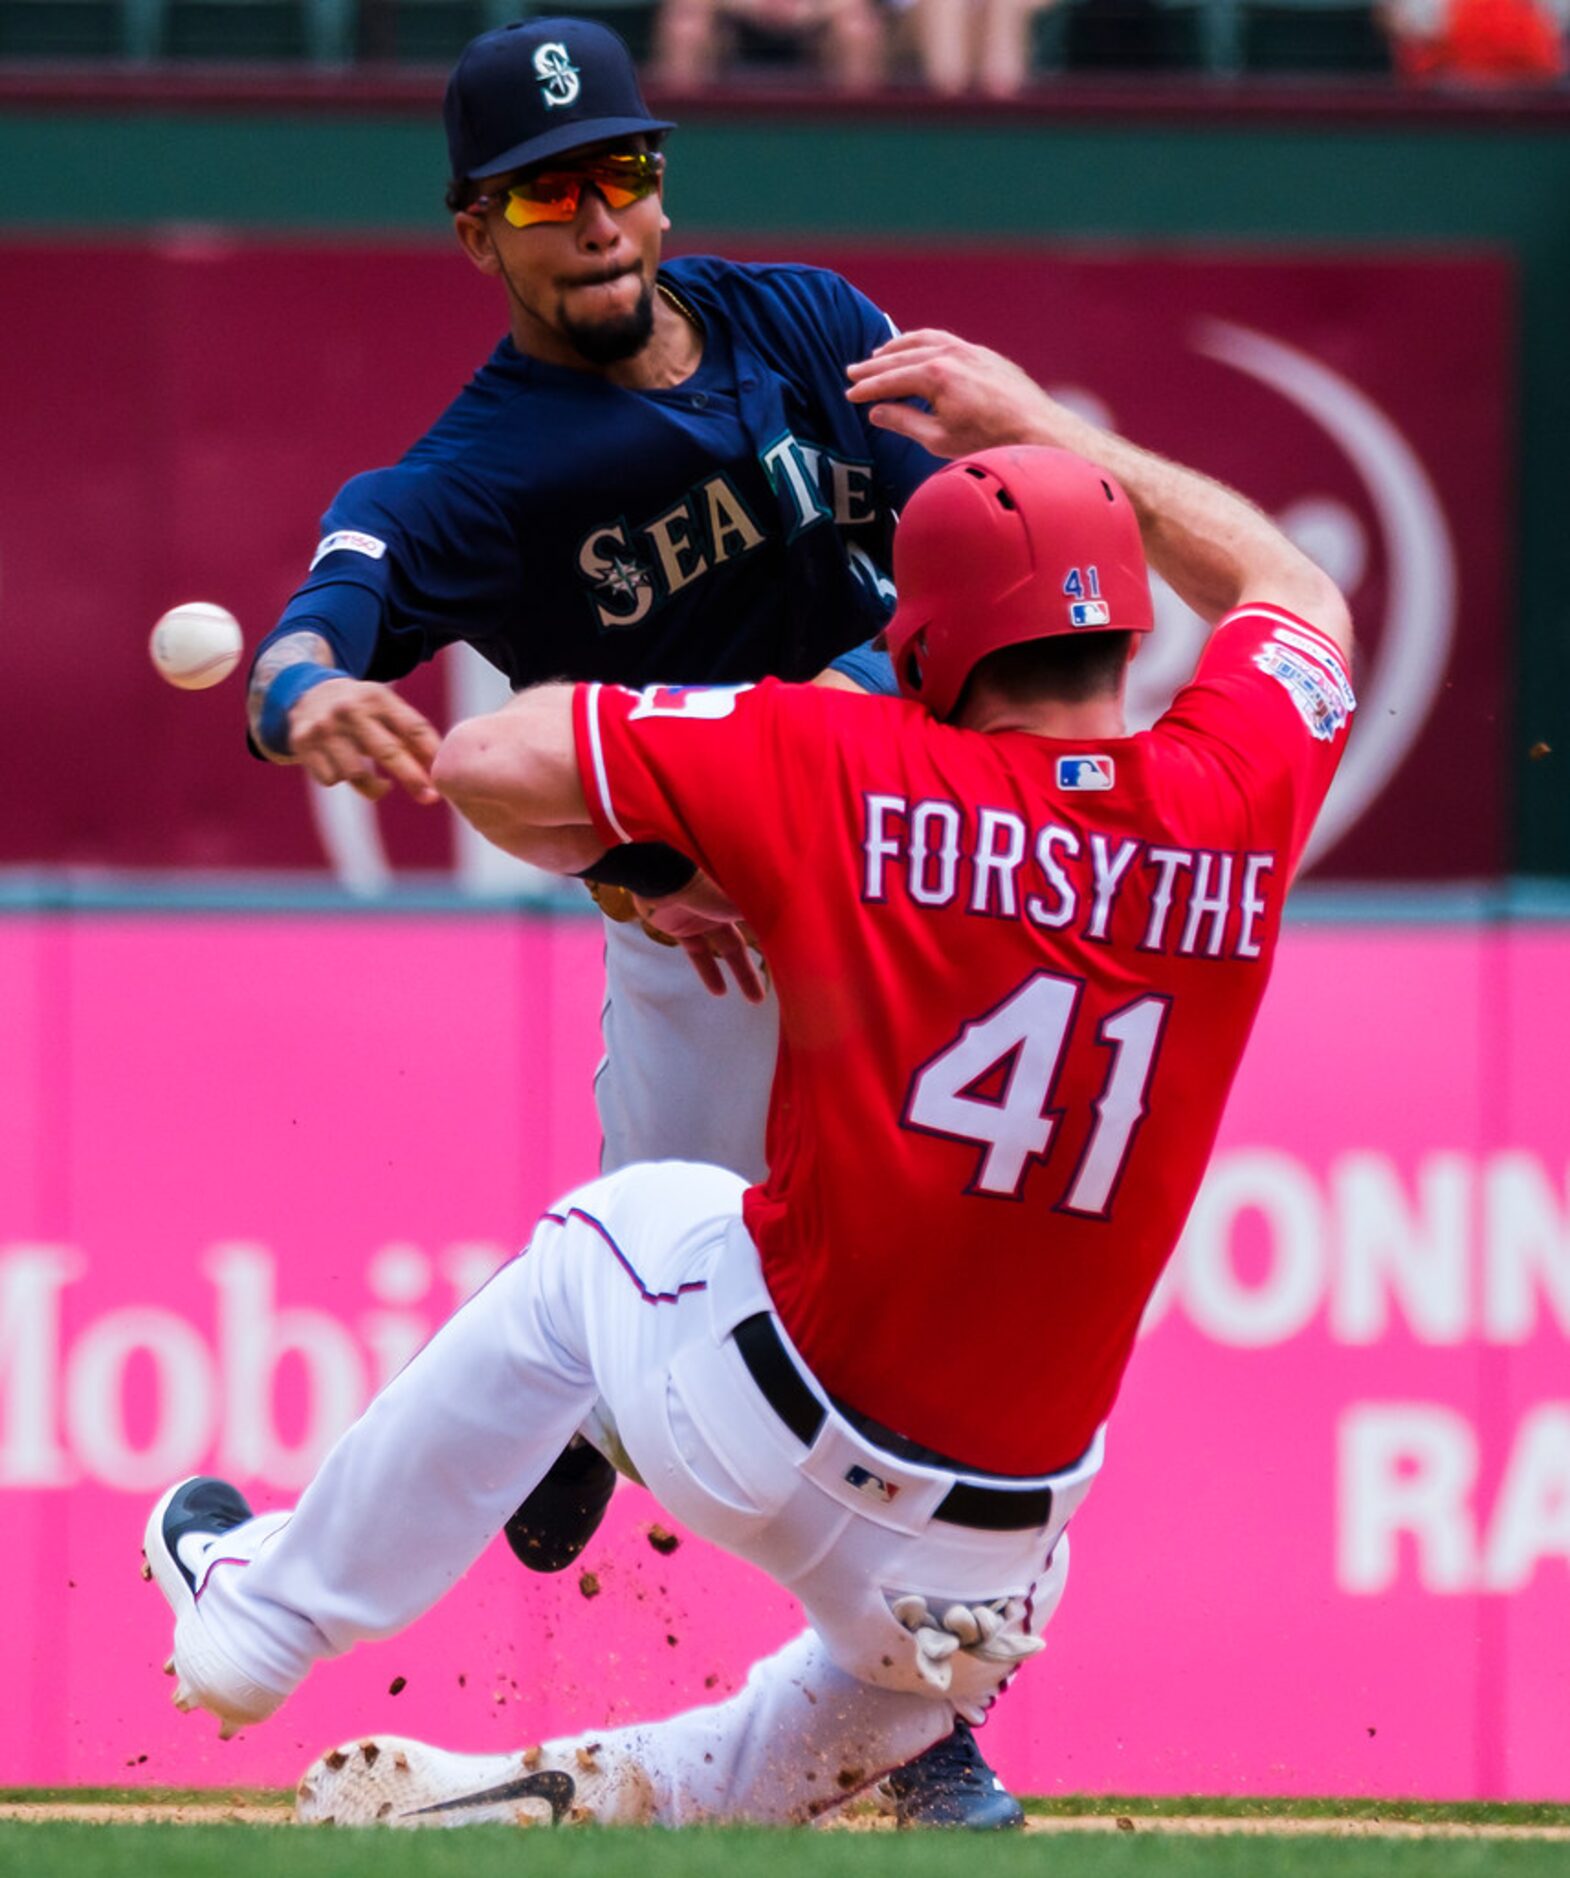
top-left (564, 278), bottom-right (656, 366)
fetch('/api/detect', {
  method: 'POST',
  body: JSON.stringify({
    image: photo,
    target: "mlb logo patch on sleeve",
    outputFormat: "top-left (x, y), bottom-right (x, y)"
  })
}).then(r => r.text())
top-left (1057, 755), bottom-right (1115, 791)
top-left (310, 529), bottom-right (388, 569)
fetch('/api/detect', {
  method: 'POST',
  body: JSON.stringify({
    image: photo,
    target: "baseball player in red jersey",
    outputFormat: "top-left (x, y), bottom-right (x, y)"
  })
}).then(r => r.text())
top-left (142, 336), bottom-right (1354, 1825)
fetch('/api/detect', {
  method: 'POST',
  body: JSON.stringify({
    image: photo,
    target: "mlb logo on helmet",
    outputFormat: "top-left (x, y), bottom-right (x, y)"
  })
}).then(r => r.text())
top-left (1057, 755), bottom-right (1116, 791)
top-left (1069, 600), bottom-right (1111, 628)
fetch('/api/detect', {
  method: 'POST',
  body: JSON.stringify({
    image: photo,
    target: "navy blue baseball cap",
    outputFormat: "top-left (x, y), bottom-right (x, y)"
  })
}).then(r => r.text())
top-left (444, 17), bottom-right (676, 182)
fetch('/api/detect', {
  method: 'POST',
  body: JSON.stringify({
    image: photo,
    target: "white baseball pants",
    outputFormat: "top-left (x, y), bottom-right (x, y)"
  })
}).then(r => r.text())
top-left (187, 1162), bottom-right (1099, 1824)
top-left (584, 917), bottom-right (777, 1471)
top-left (596, 918), bottom-right (777, 1181)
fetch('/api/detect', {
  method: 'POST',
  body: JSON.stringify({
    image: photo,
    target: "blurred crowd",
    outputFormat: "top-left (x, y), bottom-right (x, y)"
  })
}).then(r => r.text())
top-left (640, 0), bottom-right (1567, 91)
top-left (0, 0), bottom-right (1564, 93)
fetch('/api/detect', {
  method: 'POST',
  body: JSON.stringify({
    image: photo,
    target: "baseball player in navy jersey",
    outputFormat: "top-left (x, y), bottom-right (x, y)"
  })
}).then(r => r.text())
top-left (145, 344), bottom-right (1354, 1828)
top-left (239, 12), bottom-right (1018, 1825)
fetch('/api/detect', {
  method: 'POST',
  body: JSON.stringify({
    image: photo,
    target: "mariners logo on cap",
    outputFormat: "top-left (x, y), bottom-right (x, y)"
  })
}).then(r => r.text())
top-left (533, 41), bottom-right (581, 108)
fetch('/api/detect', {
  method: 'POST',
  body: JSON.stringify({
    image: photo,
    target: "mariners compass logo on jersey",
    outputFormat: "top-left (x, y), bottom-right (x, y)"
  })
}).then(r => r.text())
top-left (533, 41), bottom-right (580, 108)
top-left (580, 539), bottom-right (657, 629)
top-left (576, 436), bottom-right (890, 632)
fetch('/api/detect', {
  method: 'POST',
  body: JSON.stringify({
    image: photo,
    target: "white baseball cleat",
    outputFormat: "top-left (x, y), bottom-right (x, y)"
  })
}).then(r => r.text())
top-left (142, 1475), bottom-right (290, 1739)
top-left (295, 1737), bottom-right (577, 1828)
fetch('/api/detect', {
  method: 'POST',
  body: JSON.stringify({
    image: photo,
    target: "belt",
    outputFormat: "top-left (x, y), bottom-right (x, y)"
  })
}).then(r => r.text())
top-left (731, 1312), bottom-right (1054, 1532)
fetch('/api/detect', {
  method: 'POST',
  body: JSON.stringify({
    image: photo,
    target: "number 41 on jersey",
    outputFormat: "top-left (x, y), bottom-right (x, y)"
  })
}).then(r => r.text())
top-left (905, 970), bottom-right (1169, 1216)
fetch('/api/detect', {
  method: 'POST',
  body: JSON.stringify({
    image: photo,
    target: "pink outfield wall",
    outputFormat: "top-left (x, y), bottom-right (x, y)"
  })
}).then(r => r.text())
top-left (0, 912), bottom-right (1566, 1799)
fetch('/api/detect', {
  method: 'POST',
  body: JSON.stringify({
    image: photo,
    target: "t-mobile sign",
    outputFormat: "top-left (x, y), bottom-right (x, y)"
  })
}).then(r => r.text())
top-left (0, 914), bottom-right (1564, 1801)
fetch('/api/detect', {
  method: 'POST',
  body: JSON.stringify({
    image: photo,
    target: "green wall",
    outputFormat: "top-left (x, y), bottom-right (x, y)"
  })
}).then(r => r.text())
top-left (4, 97), bottom-right (1565, 871)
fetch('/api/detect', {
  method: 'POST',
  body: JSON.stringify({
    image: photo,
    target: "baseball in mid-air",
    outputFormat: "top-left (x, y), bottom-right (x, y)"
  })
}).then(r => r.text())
top-left (150, 602), bottom-right (244, 690)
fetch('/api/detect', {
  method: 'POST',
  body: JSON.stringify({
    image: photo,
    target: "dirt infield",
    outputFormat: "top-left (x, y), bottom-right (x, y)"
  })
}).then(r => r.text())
top-left (0, 1801), bottom-right (290, 1826)
top-left (3, 1799), bottom-right (1569, 1840)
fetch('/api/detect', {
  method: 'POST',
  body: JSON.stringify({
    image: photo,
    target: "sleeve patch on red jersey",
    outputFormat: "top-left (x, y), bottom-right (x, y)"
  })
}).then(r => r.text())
top-left (1251, 630), bottom-right (1356, 742)
top-left (627, 683), bottom-right (753, 722)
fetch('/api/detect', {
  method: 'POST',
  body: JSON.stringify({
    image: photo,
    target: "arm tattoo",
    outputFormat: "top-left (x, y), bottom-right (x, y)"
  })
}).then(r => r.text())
top-left (248, 630), bottom-right (340, 755)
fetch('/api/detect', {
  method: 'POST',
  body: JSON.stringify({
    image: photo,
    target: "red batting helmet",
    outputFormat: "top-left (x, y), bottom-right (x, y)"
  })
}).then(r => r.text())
top-left (882, 446), bottom-right (1154, 720)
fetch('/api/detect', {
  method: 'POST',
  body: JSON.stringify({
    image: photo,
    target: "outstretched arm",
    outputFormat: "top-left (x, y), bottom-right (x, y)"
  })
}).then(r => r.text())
top-left (431, 683), bottom-right (588, 860)
top-left (434, 687), bottom-right (766, 1003)
top-left (249, 628), bottom-right (442, 806)
top-left (847, 330), bottom-right (1351, 656)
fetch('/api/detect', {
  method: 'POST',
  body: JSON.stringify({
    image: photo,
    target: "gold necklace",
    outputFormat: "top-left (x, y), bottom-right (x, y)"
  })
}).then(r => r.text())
top-left (657, 279), bottom-right (702, 331)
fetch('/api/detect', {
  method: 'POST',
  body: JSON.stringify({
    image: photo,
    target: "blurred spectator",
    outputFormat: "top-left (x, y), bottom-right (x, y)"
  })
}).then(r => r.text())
top-left (1059, 0), bottom-right (1196, 69)
top-left (905, 0), bottom-right (1057, 91)
top-left (652, 0), bottom-right (887, 87)
top-left (1381, 0), bottom-right (1567, 81)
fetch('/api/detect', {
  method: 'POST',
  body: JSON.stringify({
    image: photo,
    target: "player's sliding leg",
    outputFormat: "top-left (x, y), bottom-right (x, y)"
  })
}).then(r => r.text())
top-left (150, 1159), bottom-right (1062, 1826)
top-left (297, 1630), bottom-right (952, 1827)
top-left (145, 1162), bottom-right (749, 1732)
top-left (502, 1442), bottom-right (1029, 1830)
top-left (296, 1544), bottom-right (1068, 1829)
top-left (144, 1197), bottom-right (654, 1728)
top-left (293, 1170), bottom-right (1076, 1826)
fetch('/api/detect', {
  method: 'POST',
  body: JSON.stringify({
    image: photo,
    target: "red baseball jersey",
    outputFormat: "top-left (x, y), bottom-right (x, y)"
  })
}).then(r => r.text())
top-left (574, 604), bottom-right (1354, 1474)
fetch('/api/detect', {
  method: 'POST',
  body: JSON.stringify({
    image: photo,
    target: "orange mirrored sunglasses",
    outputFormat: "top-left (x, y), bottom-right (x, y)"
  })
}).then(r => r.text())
top-left (473, 151), bottom-right (666, 229)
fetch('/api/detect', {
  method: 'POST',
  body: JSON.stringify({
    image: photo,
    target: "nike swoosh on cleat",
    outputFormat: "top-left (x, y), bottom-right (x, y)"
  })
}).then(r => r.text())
top-left (173, 1533), bottom-right (210, 1589)
top-left (405, 1769), bottom-right (576, 1824)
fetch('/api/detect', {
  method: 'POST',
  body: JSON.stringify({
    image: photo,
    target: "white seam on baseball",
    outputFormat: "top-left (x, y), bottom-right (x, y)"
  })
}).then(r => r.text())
top-left (585, 683), bottom-right (633, 845)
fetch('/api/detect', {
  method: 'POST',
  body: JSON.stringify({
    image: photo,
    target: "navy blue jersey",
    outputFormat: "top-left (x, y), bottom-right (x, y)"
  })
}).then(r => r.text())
top-left (261, 257), bottom-right (940, 692)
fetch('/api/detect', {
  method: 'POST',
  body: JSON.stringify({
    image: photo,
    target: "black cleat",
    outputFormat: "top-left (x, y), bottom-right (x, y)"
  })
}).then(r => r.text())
top-left (878, 1720), bottom-right (1026, 1830)
top-left (503, 1438), bottom-right (618, 1573)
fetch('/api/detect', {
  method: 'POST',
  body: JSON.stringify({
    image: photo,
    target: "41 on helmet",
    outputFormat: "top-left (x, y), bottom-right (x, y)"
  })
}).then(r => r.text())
top-left (882, 446), bottom-right (1155, 719)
